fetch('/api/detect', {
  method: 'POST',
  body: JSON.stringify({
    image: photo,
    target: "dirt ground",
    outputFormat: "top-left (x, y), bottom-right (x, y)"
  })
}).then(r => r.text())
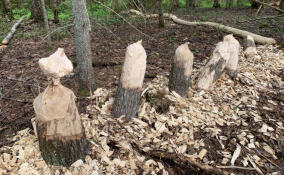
top-left (0, 7), bottom-right (283, 172)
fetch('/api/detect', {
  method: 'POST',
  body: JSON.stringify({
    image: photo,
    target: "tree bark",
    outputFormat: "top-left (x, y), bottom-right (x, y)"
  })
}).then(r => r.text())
top-left (196, 39), bottom-right (231, 90)
top-left (113, 0), bottom-right (118, 10)
top-left (158, 0), bottom-right (165, 28)
top-left (40, 0), bottom-right (51, 47)
top-left (213, 0), bottom-right (221, 8)
top-left (3, 0), bottom-right (13, 20)
top-left (71, 0), bottom-right (96, 94)
top-left (280, 0), bottom-right (284, 10)
top-left (36, 121), bottom-right (87, 167)
top-left (52, 0), bottom-right (60, 24)
top-left (169, 43), bottom-right (193, 97)
top-left (31, 0), bottom-right (44, 23)
top-left (226, 0), bottom-right (233, 8)
top-left (112, 41), bottom-right (146, 119)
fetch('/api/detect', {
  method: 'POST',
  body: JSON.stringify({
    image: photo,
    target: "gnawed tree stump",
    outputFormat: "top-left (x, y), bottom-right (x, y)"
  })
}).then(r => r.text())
top-left (112, 41), bottom-right (147, 119)
top-left (244, 35), bottom-right (257, 58)
top-left (224, 35), bottom-right (240, 78)
top-left (196, 37), bottom-right (231, 90)
top-left (33, 48), bottom-right (87, 167)
top-left (169, 43), bottom-right (194, 97)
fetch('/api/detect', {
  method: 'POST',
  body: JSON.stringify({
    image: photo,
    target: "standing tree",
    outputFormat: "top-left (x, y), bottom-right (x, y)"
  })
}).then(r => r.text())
top-left (158, 0), bottom-right (165, 28)
top-left (213, 0), bottom-right (221, 8)
top-left (40, 0), bottom-right (51, 46)
top-left (52, 0), bottom-right (61, 24)
top-left (31, 0), bottom-right (44, 22)
top-left (71, 0), bottom-right (96, 95)
top-left (280, 0), bottom-right (284, 10)
top-left (170, 0), bottom-right (179, 11)
top-left (2, 0), bottom-right (13, 20)
top-left (113, 0), bottom-right (118, 10)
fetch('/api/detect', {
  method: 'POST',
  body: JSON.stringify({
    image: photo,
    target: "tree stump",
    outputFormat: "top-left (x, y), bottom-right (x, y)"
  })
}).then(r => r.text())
top-left (112, 41), bottom-right (147, 119)
top-left (196, 38), bottom-right (231, 90)
top-left (244, 35), bottom-right (257, 58)
top-left (224, 35), bottom-right (240, 78)
top-left (169, 43), bottom-right (194, 97)
top-left (33, 48), bottom-right (87, 167)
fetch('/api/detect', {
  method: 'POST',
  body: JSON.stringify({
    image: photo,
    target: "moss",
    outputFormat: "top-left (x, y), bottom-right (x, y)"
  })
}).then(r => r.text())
top-left (78, 88), bottom-right (91, 97)
top-left (259, 23), bottom-right (268, 29)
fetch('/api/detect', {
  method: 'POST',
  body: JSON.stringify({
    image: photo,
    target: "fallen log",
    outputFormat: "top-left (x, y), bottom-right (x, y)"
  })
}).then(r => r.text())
top-left (129, 9), bottom-right (276, 45)
top-left (1, 16), bottom-right (25, 45)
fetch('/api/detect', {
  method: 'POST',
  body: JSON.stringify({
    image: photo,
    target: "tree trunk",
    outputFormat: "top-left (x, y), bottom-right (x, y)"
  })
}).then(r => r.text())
top-left (71, 0), bottom-right (96, 95)
top-left (186, 0), bottom-right (190, 8)
top-left (250, 0), bottom-right (260, 8)
top-left (34, 49), bottom-right (88, 167)
top-left (226, 0), bottom-right (233, 8)
top-left (169, 43), bottom-right (193, 97)
top-left (52, 0), bottom-right (60, 24)
top-left (280, 0), bottom-right (284, 10)
top-left (158, 0), bottom-right (165, 28)
top-left (213, 0), bottom-right (221, 7)
top-left (196, 39), bottom-right (231, 90)
top-left (170, 0), bottom-right (179, 11)
top-left (3, 0), bottom-right (13, 20)
top-left (31, 0), bottom-right (44, 22)
top-left (112, 41), bottom-right (147, 119)
top-left (40, 0), bottom-right (51, 47)
top-left (113, 0), bottom-right (118, 10)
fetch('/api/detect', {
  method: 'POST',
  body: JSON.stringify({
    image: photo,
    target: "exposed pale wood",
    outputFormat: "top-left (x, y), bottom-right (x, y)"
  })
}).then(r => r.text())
top-left (129, 9), bottom-right (276, 45)
top-left (34, 49), bottom-right (87, 167)
top-left (196, 39), bottom-right (231, 90)
top-left (1, 16), bottom-right (25, 45)
top-left (169, 43), bottom-right (193, 97)
top-left (112, 41), bottom-right (147, 119)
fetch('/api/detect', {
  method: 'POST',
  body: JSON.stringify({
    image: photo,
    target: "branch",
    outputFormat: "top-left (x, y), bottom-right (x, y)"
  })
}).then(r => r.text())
top-left (1, 16), bottom-right (26, 45)
top-left (251, 0), bottom-right (284, 13)
top-left (129, 9), bottom-right (276, 45)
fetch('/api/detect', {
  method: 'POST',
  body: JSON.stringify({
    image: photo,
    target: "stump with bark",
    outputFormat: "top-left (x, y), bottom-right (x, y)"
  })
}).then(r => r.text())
top-left (33, 48), bottom-right (87, 167)
top-left (244, 35), bottom-right (257, 58)
top-left (169, 43), bottom-right (194, 97)
top-left (196, 37), bottom-right (231, 90)
top-left (112, 41), bottom-right (147, 119)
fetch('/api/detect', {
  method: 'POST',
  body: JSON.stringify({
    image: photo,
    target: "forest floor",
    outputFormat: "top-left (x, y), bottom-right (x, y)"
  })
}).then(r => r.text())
top-left (0, 7), bottom-right (283, 175)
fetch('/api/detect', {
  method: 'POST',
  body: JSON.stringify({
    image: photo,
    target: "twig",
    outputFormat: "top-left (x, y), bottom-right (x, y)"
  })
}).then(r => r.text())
top-left (1, 97), bottom-right (32, 103)
top-left (93, 0), bottom-right (155, 40)
top-left (216, 165), bottom-right (256, 170)
top-left (42, 23), bottom-right (74, 41)
top-left (6, 77), bottom-right (44, 89)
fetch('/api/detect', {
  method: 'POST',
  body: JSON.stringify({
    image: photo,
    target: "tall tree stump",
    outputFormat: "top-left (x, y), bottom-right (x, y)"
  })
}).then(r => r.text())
top-left (244, 35), bottom-right (257, 58)
top-left (169, 43), bottom-right (194, 97)
top-left (224, 35), bottom-right (240, 78)
top-left (112, 41), bottom-right (147, 119)
top-left (196, 37), bottom-right (231, 90)
top-left (33, 48), bottom-right (87, 167)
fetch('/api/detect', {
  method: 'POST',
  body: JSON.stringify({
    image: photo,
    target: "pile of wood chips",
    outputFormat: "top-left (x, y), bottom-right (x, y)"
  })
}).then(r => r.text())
top-left (0, 44), bottom-right (283, 175)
